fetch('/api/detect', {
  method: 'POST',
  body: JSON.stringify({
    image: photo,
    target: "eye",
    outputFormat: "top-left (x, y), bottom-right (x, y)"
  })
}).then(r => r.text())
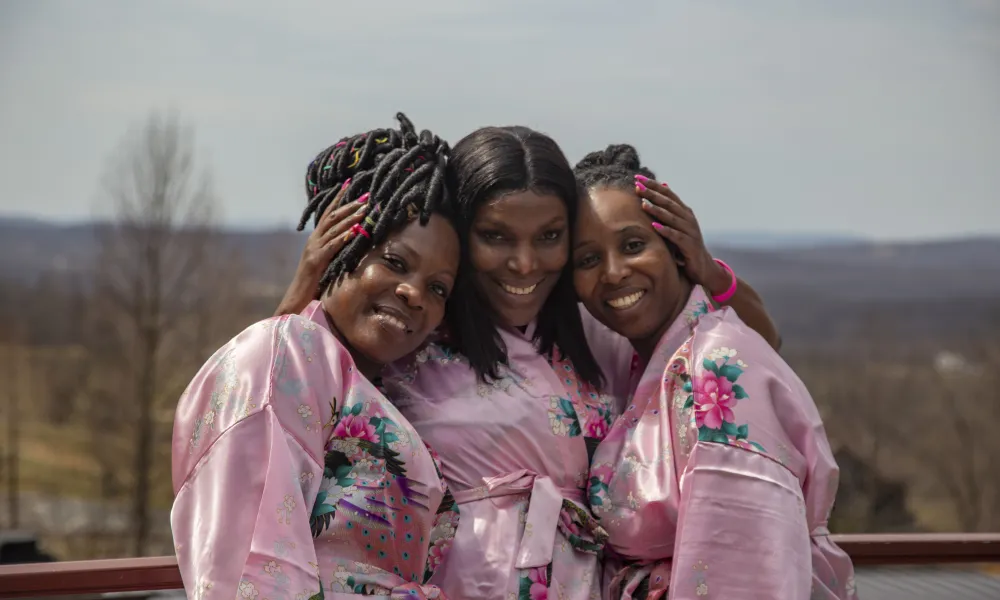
top-left (383, 254), bottom-right (407, 272)
top-left (539, 229), bottom-right (563, 242)
top-left (575, 253), bottom-right (600, 269)
top-left (478, 230), bottom-right (505, 242)
top-left (430, 282), bottom-right (450, 299)
top-left (623, 239), bottom-right (645, 254)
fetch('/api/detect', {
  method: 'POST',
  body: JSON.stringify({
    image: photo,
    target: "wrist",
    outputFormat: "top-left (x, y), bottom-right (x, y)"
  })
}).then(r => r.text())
top-left (705, 260), bottom-right (732, 296)
top-left (708, 259), bottom-right (738, 304)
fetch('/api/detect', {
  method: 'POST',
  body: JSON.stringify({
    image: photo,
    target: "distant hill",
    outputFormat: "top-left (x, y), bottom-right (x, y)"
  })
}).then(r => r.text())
top-left (3, 217), bottom-right (999, 349)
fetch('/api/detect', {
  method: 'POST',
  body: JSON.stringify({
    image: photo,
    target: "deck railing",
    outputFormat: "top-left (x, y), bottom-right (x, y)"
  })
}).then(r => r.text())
top-left (0, 534), bottom-right (998, 598)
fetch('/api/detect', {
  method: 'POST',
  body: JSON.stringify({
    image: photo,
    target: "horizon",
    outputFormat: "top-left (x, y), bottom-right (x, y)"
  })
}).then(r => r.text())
top-left (5, 211), bottom-right (1000, 247)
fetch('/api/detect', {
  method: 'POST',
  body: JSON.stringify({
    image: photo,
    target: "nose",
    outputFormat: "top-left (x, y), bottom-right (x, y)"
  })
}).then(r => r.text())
top-left (395, 280), bottom-right (424, 310)
top-left (506, 243), bottom-right (538, 276)
top-left (601, 253), bottom-right (631, 286)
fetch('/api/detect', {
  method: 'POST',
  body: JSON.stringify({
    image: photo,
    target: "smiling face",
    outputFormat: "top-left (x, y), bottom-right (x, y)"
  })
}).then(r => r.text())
top-left (468, 190), bottom-right (569, 328)
top-left (322, 213), bottom-right (459, 376)
top-left (572, 186), bottom-right (691, 350)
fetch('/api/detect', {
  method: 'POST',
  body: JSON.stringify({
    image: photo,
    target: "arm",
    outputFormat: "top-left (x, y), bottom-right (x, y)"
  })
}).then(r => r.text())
top-left (172, 411), bottom-right (325, 600)
top-left (171, 316), bottom-right (344, 600)
top-left (704, 266), bottom-right (782, 351)
top-left (275, 187), bottom-right (366, 317)
top-left (668, 443), bottom-right (812, 599)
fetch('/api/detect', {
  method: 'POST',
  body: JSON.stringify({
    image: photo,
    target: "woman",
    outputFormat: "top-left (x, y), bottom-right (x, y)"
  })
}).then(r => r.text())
top-left (573, 145), bottom-right (857, 599)
top-left (171, 114), bottom-right (463, 599)
top-left (276, 126), bottom-right (781, 599)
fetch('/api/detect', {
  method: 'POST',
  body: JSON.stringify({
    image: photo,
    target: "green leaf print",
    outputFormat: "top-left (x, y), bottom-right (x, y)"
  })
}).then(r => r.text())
top-left (350, 403), bottom-right (364, 416)
top-left (732, 384), bottom-right (748, 399)
top-left (702, 359), bottom-right (720, 374)
top-left (721, 421), bottom-right (738, 436)
top-left (518, 576), bottom-right (533, 600)
top-left (736, 424), bottom-right (749, 440)
top-left (718, 364), bottom-right (743, 382)
top-left (683, 394), bottom-right (694, 409)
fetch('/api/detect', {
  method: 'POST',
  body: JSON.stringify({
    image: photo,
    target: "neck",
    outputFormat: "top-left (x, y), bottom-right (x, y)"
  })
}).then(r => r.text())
top-left (630, 279), bottom-right (694, 364)
top-left (321, 307), bottom-right (384, 381)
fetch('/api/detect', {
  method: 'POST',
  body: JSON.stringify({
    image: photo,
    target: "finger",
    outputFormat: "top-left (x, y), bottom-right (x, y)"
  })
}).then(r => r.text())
top-left (636, 175), bottom-right (692, 214)
top-left (319, 207), bottom-right (365, 247)
top-left (316, 182), bottom-right (358, 232)
top-left (640, 198), bottom-right (698, 238)
top-left (651, 221), bottom-right (696, 250)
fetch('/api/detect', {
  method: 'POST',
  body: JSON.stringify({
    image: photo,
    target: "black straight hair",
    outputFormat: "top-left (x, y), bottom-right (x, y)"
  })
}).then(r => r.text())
top-left (443, 126), bottom-right (603, 389)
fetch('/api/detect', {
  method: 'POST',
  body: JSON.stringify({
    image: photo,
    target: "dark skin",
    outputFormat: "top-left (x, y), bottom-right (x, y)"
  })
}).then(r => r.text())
top-left (319, 213), bottom-right (460, 379)
top-left (278, 183), bottom-right (781, 352)
top-left (468, 190), bottom-right (569, 329)
top-left (574, 187), bottom-right (693, 362)
top-left (634, 175), bottom-right (781, 351)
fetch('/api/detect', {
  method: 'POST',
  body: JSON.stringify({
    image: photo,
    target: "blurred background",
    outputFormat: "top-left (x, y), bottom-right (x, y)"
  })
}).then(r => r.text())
top-left (0, 0), bottom-right (998, 592)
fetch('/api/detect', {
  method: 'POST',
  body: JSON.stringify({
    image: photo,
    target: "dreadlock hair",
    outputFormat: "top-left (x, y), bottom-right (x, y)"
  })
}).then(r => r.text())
top-left (297, 112), bottom-right (451, 293)
top-left (442, 125), bottom-right (604, 389)
top-left (574, 143), bottom-right (681, 260)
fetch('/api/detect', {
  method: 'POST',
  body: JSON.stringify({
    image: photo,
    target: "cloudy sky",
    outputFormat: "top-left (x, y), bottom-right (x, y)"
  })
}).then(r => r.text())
top-left (1, 0), bottom-right (998, 240)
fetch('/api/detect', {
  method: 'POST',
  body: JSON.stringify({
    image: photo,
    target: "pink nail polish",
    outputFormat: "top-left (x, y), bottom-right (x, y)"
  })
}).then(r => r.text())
top-left (635, 182), bottom-right (647, 192)
top-left (341, 178), bottom-right (352, 191)
top-left (651, 221), bottom-right (664, 230)
top-left (634, 174), bottom-right (649, 183)
top-left (357, 192), bottom-right (370, 204)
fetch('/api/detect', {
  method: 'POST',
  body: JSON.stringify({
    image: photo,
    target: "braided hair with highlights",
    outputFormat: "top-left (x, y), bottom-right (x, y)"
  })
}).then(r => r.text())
top-left (574, 143), bottom-right (680, 258)
top-left (298, 112), bottom-right (451, 292)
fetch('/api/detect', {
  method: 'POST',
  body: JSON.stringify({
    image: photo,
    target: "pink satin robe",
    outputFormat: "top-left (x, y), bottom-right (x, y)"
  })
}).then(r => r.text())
top-left (588, 287), bottom-right (858, 600)
top-left (381, 315), bottom-right (630, 600)
top-left (170, 304), bottom-right (459, 599)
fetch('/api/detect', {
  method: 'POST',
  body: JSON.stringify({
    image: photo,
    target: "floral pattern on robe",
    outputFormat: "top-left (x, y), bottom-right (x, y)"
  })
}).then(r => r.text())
top-left (589, 287), bottom-right (858, 600)
top-left (171, 303), bottom-right (458, 599)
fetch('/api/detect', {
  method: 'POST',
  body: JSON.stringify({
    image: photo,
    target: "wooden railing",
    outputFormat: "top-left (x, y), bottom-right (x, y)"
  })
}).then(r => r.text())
top-left (0, 534), bottom-right (998, 598)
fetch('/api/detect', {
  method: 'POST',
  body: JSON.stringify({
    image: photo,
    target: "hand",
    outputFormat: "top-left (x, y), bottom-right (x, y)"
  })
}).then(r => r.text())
top-left (275, 185), bottom-right (366, 316)
top-left (634, 175), bottom-right (731, 295)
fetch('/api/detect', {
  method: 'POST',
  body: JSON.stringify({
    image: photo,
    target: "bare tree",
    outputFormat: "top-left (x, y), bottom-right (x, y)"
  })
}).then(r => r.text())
top-left (91, 111), bottom-right (219, 555)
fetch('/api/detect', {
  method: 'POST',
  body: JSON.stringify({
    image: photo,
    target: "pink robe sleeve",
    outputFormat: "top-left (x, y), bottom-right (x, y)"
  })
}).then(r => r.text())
top-left (170, 316), bottom-right (346, 600)
top-left (669, 309), bottom-right (857, 599)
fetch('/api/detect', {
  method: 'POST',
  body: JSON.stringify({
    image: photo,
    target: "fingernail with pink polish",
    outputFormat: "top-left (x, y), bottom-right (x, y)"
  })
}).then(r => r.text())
top-left (341, 178), bottom-right (352, 191)
top-left (634, 174), bottom-right (649, 183)
top-left (635, 182), bottom-right (647, 192)
top-left (357, 192), bottom-right (370, 204)
top-left (651, 221), bottom-right (664, 230)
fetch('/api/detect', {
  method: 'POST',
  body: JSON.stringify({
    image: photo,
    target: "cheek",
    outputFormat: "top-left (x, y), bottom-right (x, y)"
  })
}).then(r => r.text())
top-left (539, 241), bottom-right (569, 272)
top-left (468, 238), bottom-right (500, 273)
top-left (572, 269), bottom-right (594, 300)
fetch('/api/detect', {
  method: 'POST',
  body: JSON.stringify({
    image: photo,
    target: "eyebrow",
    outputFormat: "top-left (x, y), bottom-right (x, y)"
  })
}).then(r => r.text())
top-left (573, 224), bottom-right (646, 250)
top-left (477, 215), bottom-right (567, 230)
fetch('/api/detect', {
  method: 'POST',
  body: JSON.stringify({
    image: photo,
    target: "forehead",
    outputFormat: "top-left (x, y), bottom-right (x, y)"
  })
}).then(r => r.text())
top-left (382, 214), bottom-right (460, 271)
top-left (578, 187), bottom-right (645, 233)
top-left (475, 190), bottom-right (567, 226)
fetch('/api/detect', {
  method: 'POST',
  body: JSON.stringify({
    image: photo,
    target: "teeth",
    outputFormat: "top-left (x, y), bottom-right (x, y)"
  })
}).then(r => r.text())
top-left (377, 312), bottom-right (407, 331)
top-left (501, 282), bottom-right (538, 296)
top-left (608, 291), bottom-right (645, 310)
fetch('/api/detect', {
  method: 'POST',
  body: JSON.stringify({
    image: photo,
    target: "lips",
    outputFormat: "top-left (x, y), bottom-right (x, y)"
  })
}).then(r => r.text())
top-left (373, 304), bottom-right (413, 334)
top-left (498, 280), bottom-right (542, 296)
top-left (606, 289), bottom-right (646, 310)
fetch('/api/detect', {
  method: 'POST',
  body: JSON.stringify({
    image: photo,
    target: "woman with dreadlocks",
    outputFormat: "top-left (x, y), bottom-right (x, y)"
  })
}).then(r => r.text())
top-left (275, 125), bottom-right (781, 599)
top-left (573, 144), bottom-right (856, 600)
top-left (171, 113), bottom-right (461, 599)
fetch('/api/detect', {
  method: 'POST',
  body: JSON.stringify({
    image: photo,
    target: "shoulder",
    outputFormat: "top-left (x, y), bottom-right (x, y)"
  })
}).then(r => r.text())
top-left (685, 308), bottom-right (819, 475)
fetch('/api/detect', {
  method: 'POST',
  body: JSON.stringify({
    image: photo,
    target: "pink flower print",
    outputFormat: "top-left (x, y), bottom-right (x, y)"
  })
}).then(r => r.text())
top-left (693, 371), bottom-right (736, 429)
top-left (590, 462), bottom-right (614, 486)
top-left (333, 414), bottom-right (380, 443)
top-left (427, 537), bottom-right (452, 571)
top-left (528, 566), bottom-right (549, 600)
top-left (584, 414), bottom-right (609, 439)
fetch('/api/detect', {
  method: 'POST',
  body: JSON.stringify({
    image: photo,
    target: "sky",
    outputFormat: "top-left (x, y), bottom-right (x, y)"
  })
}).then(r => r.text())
top-left (1, 0), bottom-right (998, 241)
